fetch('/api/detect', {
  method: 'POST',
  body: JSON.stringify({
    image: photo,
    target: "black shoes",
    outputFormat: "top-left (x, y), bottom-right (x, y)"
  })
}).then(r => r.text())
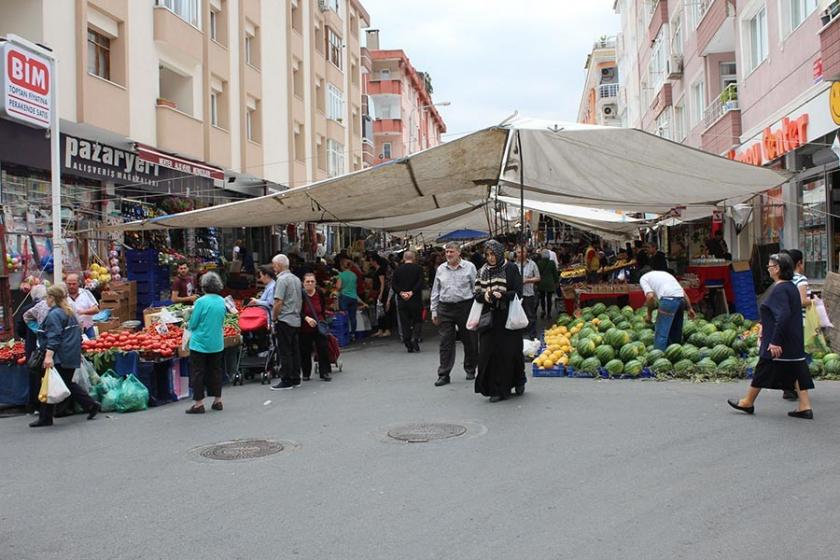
top-left (271, 380), bottom-right (299, 390)
top-left (320, 372), bottom-right (332, 382)
top-left (413, 341), bottom-right (420, 352)
top-left (783, 390), bottom-right (798, 400)
top-left (788, 409), bottom-right (814, 419)
top-left (727, 399), bottom-right (754, 414)
top-left (211, 401), bottom-right (224, 411)
top-left (465, 372), bottom-right (476, 381)
top-left (406, 345), bottom-right (415, 353)
top-left (434, 376), bottom-right (450, 387)
top-left (87, 402), bottom-right (101, 420)
top-left (514, 384), bottom-right (525, 396)
top-left (29, 419), bottom-right (53, 427)
top-left (185, 405), bottom-right (206, 414)
top-left (489, 395), bottom-right (507, 403)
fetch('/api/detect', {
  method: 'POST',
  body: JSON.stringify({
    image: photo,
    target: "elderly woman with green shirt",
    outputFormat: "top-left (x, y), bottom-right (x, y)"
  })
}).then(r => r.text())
top-left (185, 272), bottom-right (228, 414)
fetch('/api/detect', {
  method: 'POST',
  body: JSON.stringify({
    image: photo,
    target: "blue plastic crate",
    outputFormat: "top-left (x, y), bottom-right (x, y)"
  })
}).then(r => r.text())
top-left (126, 249), bottom-right (158, 264)
top-left (532, 363), bottom-right (565, 377)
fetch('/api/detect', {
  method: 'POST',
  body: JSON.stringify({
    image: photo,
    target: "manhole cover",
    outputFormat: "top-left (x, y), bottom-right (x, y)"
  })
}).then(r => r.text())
top-left (198, 439), bottom-right (284, 460)
top-left (387, 423), bottom-right (467, 443)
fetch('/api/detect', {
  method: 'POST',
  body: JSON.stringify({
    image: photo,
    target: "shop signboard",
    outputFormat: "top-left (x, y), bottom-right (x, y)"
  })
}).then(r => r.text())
top-left (136, 144), bottom-right (225, 181)
top-left (0, 41), bottom-right (50, 129)
top-left (63, 135), bottom-right (163, 187)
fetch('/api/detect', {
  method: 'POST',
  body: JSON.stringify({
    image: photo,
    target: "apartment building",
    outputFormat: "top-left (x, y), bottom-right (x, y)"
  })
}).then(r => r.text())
top-left (364, 29), bottom-right (446, 163)
top-left (613, 0), bottom-right (840, 280)
top-left (577, 37), bottom-right (621, 126)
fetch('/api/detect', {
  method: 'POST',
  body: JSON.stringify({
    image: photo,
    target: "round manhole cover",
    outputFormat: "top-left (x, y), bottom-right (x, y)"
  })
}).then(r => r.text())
top-left (198, 439), bottom-right (284, 461)
top-left (387, 423), bottom-right (468, 443)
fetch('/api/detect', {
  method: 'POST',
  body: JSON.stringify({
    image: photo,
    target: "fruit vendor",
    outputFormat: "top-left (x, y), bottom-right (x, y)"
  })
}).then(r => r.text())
top-left (171, 262), bottom-right (199, 305)
top-left (640, 270), bottom-right (696, 351)
top-left (66, 273), bottom-right (99, 339)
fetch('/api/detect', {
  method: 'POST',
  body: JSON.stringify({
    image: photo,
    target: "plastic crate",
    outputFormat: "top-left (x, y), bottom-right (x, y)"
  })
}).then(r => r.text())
top-left (126, 249), bottom-right (158, 265)
top-left (532, 363), bottom-right (565, 377)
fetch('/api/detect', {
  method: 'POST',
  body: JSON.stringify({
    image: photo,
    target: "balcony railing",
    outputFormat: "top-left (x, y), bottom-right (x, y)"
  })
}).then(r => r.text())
top-left (703, 83), bottom-right (738, 129)
top-left (697, 0), bottom-right (714, 22)
top-left (599, 83), bottom-right (620, 99)
top-left (593, 37), bottom-right (616, 50)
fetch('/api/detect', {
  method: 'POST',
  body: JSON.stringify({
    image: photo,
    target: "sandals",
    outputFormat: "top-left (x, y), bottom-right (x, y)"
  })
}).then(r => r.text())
top-left (211, 401), bottom-right (223, 411)
top-left (185, 405), bottom-right (206, 414)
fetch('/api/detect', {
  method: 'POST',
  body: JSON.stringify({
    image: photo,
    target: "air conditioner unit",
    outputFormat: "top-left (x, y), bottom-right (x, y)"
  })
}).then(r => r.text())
top-left (317, 0), bottom-right (328, 12)
top-left (600, 67), bottom-right (618, 83)
top-left (602, 104), bottom-right (618, 118)
top-left (666, 55), bottom-right (683, 79)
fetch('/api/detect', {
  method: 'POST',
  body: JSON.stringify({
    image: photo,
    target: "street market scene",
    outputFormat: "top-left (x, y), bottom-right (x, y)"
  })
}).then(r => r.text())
top-left (3, 0), bottom-right (840, 558)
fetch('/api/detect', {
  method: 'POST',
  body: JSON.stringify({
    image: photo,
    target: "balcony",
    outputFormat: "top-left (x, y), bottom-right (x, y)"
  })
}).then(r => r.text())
top-left (367, 79), bottom-right (402, 96)
top-left (592, 38), bottom-right (616, 50)
top-left (701, 84), bottom-right (741, 154)
top-left (649, 82), bottom-right (672, 117)
top-left (155, 104), bottom-right (203, 162)
top-left (209, 126), bottom-right (231, 169)
top-left (82, 74), bottom-right (129, 137)
top-left (373, 118), bottom-right (402, 134)
top-left (820, 3), bottom-right (840, 81)
top-left (154, 6), bottom-right (203, 63)
top-left (696, 0), bottom-right (736, 56)
top-left (648, 0), bottom-right (668, 43)
top-left (598, 83), bottom-right (620, 99)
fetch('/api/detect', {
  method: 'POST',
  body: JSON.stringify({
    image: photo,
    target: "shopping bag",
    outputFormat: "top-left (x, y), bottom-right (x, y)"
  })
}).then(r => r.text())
top-left (814, 296), bottom-right (834, 328)
top-left (466, 300), bottom-right (484, 331)
top-left (506, 295), bottom-right (529, 330)
top-left (181, 329), bottom-right (192, 352)
top-left (375, 301), bottom-right (385, 321)
top-left (72, 364), bottom-right (93, 396)
top-left (39, 367), bottom-right (71, 404)
top-left (523, 338), bottom-right (541, 358)
top-left (115, 374), bottom-right (149, 413)
top-left (804, 305), bottom-right (830, 355)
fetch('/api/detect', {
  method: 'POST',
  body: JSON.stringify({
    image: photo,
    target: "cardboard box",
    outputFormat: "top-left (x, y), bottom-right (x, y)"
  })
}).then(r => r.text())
top-left (731, 261), bottom-right (751, 272)
top-left (95, 319), bottom-right (123, 334)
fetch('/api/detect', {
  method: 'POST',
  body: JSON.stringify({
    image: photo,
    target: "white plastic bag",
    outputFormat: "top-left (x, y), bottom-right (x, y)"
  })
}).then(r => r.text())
top-left (181, 329), bottom-right (192, 352)
top-left (466, 300), bottom-right (484, 331)
top-left (72, 359), bottom-right (94, 396)
top-left (45, 367), bottom-right (71, 404)
top-left (506, 295), bottom-right (529, 330)
top-left (523, 338), bottom-right (541, 358)
top-left (814, 296), bottom-right (833, 328)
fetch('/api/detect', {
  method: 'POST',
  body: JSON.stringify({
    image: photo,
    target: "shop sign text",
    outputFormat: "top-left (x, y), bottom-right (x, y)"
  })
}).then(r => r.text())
top-left (727, 114), bottom-right (809, 166)
top-left (0, 42), bottom-right (51, 129)
top-left (64, 136), bottom-right (161, 186)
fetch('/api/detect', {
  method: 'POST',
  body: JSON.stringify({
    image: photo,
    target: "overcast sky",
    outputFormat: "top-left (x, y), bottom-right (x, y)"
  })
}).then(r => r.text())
top-left (361, 1), bottom-right (620, 139)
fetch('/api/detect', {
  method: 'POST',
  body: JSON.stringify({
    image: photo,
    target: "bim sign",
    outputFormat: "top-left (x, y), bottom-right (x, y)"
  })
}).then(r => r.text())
top-left (0, 42), bottom-right (51, 129)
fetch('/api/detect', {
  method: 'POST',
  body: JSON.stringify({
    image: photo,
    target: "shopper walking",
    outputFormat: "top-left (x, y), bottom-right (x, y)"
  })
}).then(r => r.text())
top-left (300, 273), bottom-right (332, 382)
top-left (271, 254), bottom-right (303, 390)
top-left (390, 251), bottom-right (425, 353)
top-left (474, 240), bottom-right (526, 403)
top-left (29, 284), bottom-right (100, 427)
top-left (367, 253), bottom-right (393, 338)
top-left (537, 249), bottom-right (559, 319)
top-left (780, 249), bottom-right (811, 401)
top-left (184, 272), bottom-right (227, 414)
top-left (728, 253), bottom-right (815, 419)
top-left (431, 242), bottom-right (478, 386)
top-left (640, 269), bottom-right (696, 351)
top-left (335, 258), bottom-right (367, 342)
top-left (515, 246), bottom-right (540, 340)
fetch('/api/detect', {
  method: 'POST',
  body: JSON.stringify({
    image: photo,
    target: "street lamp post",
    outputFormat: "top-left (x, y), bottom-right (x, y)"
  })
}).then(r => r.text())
top-left (408, 101), bottom-right (450, 154)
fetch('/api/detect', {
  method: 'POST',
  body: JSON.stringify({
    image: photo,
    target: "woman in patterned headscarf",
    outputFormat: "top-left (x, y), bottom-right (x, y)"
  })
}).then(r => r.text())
top-left (473, 240), bottom-right (526, 402)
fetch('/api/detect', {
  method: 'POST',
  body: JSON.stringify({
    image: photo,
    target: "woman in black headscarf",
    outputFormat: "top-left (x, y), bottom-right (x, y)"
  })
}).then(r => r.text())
top-left (473, 240), bottom-right (525, 402)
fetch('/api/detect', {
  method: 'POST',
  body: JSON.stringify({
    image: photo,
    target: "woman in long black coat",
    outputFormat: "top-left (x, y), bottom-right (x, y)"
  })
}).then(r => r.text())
top-left (474, 240), bottom-right (526, 402)
top-left (728, 253), bottom-right (814, 419)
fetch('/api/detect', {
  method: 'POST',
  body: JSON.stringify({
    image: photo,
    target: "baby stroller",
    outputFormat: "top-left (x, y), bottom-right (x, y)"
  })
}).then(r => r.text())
top-left (235, 305), bottom-right (278, 385)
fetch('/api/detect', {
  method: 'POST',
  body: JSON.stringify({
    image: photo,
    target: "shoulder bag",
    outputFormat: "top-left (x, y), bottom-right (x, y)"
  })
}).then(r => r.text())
top-left (303, 291), bottom-right (330, 337)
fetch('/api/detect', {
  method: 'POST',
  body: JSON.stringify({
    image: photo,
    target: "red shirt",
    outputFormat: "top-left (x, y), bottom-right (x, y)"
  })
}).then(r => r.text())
top-left (172, 275), bottom-right (195, 298)
top-left (301, 291), bottom-right (325, 333)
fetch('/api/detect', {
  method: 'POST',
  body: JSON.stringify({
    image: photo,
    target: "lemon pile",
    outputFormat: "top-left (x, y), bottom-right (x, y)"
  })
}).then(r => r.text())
top-left (533, 323), bottom-right (582, 369)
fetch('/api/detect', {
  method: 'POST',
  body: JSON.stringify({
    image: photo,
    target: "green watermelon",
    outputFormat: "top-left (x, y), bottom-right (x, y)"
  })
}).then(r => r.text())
top-left (809, 360), bottom-right (823, 376)
top-left (718, 357), bottom-right (741, 373)
top-left (598, 319), bottom-right (615, 332)
top-left (556, 313), bottom-right (573, 326)
top-left (621, 305), bottom-right (634, 318)
top-left (647, 349), bottom-right (665, 363)
top-left (639, 330), bottom-right (656, 347)
top-left (580, 356), bottom-right (602, 373)
top-left (568, 353), bottom-right (583, 369)
top-left (688, 332), bottom-right (707, 347)
top-left (590, 334), bottom-right (604, 346)
top-left (706, 332), bottom-right (725, 347)
top-left (721, 329), bottom-right (738, 347)
top-left (743, 319), bottom-right (755, 330)
top-left (635, 307), bottom-right (648, 317)
top-left (745, 356), bottom-right (759, 368)
top-left (617, 321), bottom-right (632, 331)
top-left (591, 303), bottom-right (607, 316)
top-left (701, 324), bottom-right (718, 335)
top-left (579, 327), bottom-right (596, 340)
top-left (582, 311), bottom-right (594, 323)
top-left (682, 321), bottom-right (698, 338)
top-left (623, 359), bottom-right (644, 376)
top-left (730, 338), bottom-right (746, 355)
top-left (576, 338), bottom-right (597, 358)
top-left (729, 313), bottom-right (745, 326)
top-left (626, 329), bottom-right (639, 342)
top-left (595, 345), bottom-right (616, 364)
top-left (682, 345), bottom-right (700, 363)
top-left (606, 329), bottom-right (630, 350)
top-left (823, 353), bottom-right (840, 363)
top-left (650, 358), bottom-right (673, 374)
top-left (695, 357), bottom-right (716, 372)
top-left (748, 346), bottom-right (759, 357)
top-left (619, 342), bottom-right (641, 363)
top-left (710, 344), bottom-right (735, 364)
top-left (824, 359), bottom-right (840, 375)
top-left (597, 313), bottom-right (611, 322)
top-left (664, 343), bottom-right (683, 363)
top-left (673, 359), bottom-right (694, 375)
top-left (604, 359), bottom-right (624, 376)
top-left (606, 304), bottom-right (620, 315)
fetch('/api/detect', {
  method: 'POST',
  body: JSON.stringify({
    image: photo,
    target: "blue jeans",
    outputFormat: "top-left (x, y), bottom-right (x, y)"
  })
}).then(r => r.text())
top-left (339, 295), bottom-right (358, 338)
top-left (654, 298), bottom-right (684, 351)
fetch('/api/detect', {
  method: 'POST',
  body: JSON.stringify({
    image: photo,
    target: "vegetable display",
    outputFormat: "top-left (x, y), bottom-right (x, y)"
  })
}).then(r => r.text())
top-left (0, 341), bottom-right (26, 365)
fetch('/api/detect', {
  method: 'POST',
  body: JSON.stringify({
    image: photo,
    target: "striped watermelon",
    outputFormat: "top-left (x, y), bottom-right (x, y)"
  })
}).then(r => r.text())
top-left (604, 359), bottom-right (624, 376)
top-left (576, 338), bottom-right (597, 358)
top-left (664, 344), bottom-right (683, 363)
top-left (580, 356), bottom-right (602, 373)
top-left (673, 359), bottom-right (694, 375)
top-left (624, 360), bottom-right (644, 377)
top-left (619, 342), bottom-right (641, 363)
top-left (650, 358), bottom-right (673, 374)
top-left (710, 344), bottom-right (735, 364)
top-left (595, 345), bottom-right (615, 364)
top-left (696, 357), bottom-right (716, 372)
top-left (681, 345), bottom-right (700, 363)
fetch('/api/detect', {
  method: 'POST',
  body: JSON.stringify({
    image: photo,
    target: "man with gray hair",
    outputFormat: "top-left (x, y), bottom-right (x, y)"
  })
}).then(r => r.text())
top-left (271, 254), bottom-right (303, 390)
top-left (389, 250), bottom-right (425, 353)
top-left (431, 242), bottom-right (478, 386)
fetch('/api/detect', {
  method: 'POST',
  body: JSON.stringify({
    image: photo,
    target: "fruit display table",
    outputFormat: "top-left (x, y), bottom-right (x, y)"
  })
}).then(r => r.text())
top-left (564, 285), bottom-right (706, 315)
top-left (686, 264), bottom-right (733, 303)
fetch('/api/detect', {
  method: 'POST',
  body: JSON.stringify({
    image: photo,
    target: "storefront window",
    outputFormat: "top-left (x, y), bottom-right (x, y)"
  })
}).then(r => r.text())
top-left (759, 186), bottom-right (784, 244)
top-left (800, 178), bottom-right (827, 280)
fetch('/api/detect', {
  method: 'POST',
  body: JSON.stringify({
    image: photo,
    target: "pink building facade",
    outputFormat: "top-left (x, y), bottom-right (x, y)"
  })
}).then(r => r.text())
top-left (363, 30), bottom-right (446, 164)
top-left (615, 0), bottom-right (840, 281)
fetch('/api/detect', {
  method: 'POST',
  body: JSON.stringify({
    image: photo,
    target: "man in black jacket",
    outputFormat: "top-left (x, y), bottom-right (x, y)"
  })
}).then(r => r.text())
top-left (389, 251), bottom-right (425, 353)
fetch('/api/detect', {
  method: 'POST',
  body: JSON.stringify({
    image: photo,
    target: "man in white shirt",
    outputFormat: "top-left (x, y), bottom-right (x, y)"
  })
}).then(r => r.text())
top-left (545, 245), bottom-right (559, 267)
top-left (640, 270), bottom-right (695, 351)
top-left (515, 246), bottom-right (541, 340)
top-left (66, 272), bottom-right (99, 339)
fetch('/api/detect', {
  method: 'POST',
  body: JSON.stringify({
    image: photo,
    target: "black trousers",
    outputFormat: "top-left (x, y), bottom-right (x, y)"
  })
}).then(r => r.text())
top-left (397, 298), bottom-right (421, 347)
top-left (275, 321), bottom-right (302, 384)
top-left (538, 289), bottom-right (553, 316)
top-left (38, 366), bottom-right (97, 422)
top-left (522, 295), bottom-right (538, 339)
top-left (299, 330), bottom-right (332, 378)
top-left (189, 350), bottom-right (223, 401)
top-left (437, 300), bottom-right (478, 377)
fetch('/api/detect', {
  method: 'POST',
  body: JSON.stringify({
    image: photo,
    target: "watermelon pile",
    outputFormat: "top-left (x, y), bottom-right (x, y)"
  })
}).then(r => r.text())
top-left (550, 306), bottom-right (760, 381)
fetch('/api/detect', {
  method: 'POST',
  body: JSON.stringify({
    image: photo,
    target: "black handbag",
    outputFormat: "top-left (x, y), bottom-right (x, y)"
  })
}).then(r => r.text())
top-left (303, 292), bottom-right (330, 337)
top-left (27, 347), bottom-right (45, 372)
top-left (477, 310), bottom-right (493, 332)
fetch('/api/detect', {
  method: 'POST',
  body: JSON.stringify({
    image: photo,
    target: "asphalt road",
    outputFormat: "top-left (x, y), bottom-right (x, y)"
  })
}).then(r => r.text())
top-left (2, 328), bottom-right (840, 560)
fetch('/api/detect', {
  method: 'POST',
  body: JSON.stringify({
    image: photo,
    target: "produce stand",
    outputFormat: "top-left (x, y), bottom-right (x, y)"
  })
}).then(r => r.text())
top-left (563, 283), bottom-right (706, 315)
top-left (686, 262), bottom-right (734, 303)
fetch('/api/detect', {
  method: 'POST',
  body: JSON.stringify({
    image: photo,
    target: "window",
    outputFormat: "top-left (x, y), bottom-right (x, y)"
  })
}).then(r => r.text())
top-left (209, 10), bottom-right (218, 40)
top-left (785, 0), bottom-right (818, 35)
top-left (670, 14), bottom-right (683, 56)
top-left (656, 109), bottom-right (672, 140)
top-left (291, 1), bottom-right (302, 32)
top-left (687, 0), bottom-right (709, 27)
top-left (673, 100), bottom-right (686, 141)
top-left (690, 77), bottom-right (705, 127)
top-left (327, 27), bottom-right (342, 69)
top-left (87, 29), bottom-right (110, 80)
top-left (327, 139), bottom-right (345, 177)
top-left (210, 90), bottom-right (219, 126)
top-left (314, 22), bottom-right (324, 53)
top-left (293, 60), bottom-right (303, 98)
top-left (720, 61), bottom-right (737, 90)
top-left (351, 57), bottom-right (359, 86)
top-left (156, 0), bottom-right (200, 28)
top-left (294, 123), bottom-right (305, 162)
top-left (316, 136), bottom-right (326, 170)
top-left (246, 108), bottom-right (254, 141)
top-left (245, 32), bottom-right (255, 65)
top-left (747, 6), bottom-right (768, 72)
top-left (315, 77), bottom-right (325, 112)
top-left (649, 30), bottom-right (666, 91)
top-left (209, 78), bottom-right (227, 128)
top-left (380, 69), bottom-right (391, 81)
top-left (382, 142), bottom-right (391, 159)
top-left (246, 98), bottom-right (259, 142)
top-left (328, 84), bottom-right (345, 122)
